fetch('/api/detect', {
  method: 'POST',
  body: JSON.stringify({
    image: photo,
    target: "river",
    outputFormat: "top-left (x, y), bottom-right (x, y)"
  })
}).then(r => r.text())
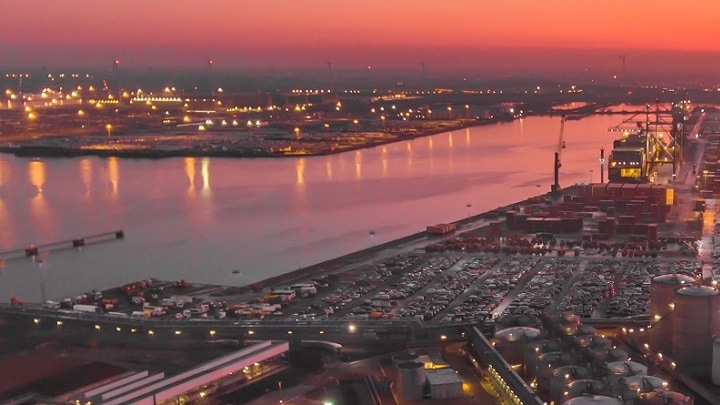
top-left (0, 114), bottom-right (629, 302)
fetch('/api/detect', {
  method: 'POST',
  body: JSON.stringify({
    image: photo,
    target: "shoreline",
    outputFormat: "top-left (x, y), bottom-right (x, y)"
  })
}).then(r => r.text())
top-left (241, 188), bottom-right (551, 293)
top-left (0, 118), bottom-right (510, 160)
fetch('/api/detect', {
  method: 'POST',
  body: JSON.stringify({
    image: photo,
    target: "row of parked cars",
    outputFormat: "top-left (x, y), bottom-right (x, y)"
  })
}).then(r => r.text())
top-left (556, 259), bottom-right (619, 318)
top-left (320, 255), bottom-right (423, 308)
top-left (500, 258), bottom-right (577, 318)
top-left (344, 256), bottom-right (462, 319)
top-left (605, 260), bottom-right (698, 318)
top-left (605, 261), bottom-right (657, 317)
top-left (398, 255), bottom-right (499, 321)
top-left (437, 256), bottom-right (535, 323)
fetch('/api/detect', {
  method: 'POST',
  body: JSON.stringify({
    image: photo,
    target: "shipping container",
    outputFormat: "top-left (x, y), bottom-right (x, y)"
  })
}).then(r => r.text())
top-left (73, 304), bottom-right (101, 313)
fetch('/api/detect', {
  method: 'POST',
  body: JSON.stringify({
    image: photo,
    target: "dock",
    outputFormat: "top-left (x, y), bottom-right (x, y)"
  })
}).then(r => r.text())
top-left (0, 229), bottom-right (125, 261)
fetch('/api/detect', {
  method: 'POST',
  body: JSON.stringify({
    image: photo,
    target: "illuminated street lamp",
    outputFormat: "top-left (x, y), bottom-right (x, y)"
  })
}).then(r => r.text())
top-left (294, 127), bottom-right (300, 140)
top-left (105, 124), bottom-right (112, 142)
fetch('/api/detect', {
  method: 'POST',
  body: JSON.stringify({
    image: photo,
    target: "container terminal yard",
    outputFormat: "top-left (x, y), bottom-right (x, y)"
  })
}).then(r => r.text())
top-left (1, 107), bottom-right (720, 404)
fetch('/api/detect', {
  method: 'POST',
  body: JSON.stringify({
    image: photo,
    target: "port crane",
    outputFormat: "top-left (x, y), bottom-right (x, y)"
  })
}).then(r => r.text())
top-left (551, 115), bottom-right (567, 193)
top-left (607, 101), bottom-right (686, 182)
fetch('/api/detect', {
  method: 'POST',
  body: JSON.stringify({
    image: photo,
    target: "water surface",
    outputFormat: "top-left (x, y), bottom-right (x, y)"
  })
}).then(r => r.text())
top-left (0, 115), bottom-right (627, 302)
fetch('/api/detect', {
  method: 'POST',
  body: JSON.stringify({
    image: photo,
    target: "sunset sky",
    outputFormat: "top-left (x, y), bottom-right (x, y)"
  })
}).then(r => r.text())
top-left (2, 0), bottom-right (719, 74)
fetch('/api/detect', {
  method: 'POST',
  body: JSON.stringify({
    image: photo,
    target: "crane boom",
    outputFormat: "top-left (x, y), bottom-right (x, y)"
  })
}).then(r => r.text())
top-left (551, 115), bottom-right (566, 193)
top-left (557, 114), bottom-right (566, 156)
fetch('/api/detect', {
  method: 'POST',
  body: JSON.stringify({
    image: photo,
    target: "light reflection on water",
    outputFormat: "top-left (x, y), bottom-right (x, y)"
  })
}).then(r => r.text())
top-left (0, 114), bottom-right (627, 302)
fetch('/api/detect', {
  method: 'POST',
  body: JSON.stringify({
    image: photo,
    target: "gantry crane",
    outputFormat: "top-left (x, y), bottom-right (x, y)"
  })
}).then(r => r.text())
top-left (607, 101), bottom-right (685, 182)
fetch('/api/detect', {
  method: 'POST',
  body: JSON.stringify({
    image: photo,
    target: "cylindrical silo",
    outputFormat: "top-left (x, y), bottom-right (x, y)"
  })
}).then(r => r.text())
top-left (493, 326), bottom-right (542, 366)
top-left (673, 285), bottom-right (720, 368)
top-left (524, 340), bottom-right (562, 379)
top-left (536, 352), bottom-right (574, 393)
top-left (561, 379), bottom-right (606, 402)
top-left (638, 390), bottom-right (694, 405)
top-left (396, 361), bottom-right (426, 401)
top-left (495, 313), bottom-right (542, 330)
top-left (620, 375), bottom-right (667, 403)
top-left (562, 311), bottom-right (582, 326)
top-left (391, 352), bottom-right (420, 379)
top-left (551, 365), bottom-right (592, 404)
top-left (713, 336), bottom-right (720, 386)
top-left (575, 335), bottom-right (611, 350)
top-left (605, 361), bottom-right (647, 397)
top-left (562, 394), bottom-right (622, 405)
top-left (575, 324), bottom-right (598, 338)
top-left (564, 323), bottom-right (597, 338)
top-left (392, 352), bottom-right (420, 366)
top-left (557, 312), bottom-right (582, 337)
top-left (588, 347), bottom-right (628, 365)
top-left (650, 274), bottom-right (694, 354)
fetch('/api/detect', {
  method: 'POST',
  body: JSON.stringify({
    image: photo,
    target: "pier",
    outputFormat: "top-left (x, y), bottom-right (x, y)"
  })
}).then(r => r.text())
top-left (0, 229), bottom-right (125, 261)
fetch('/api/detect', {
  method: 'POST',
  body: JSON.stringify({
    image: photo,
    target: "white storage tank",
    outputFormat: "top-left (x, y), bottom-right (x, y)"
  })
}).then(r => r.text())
top-left (524, 340), bottom-right (563, 379)
top-left (551, 365), bottom-right (592, 404)
top-left (620, 375), bottom-right (667, 403)
top-left (556, 312), bottom-right (581, 337)
top-left (588, 347), bottom-right (629, 364)
top-left (575, 335), bottom-right (612, 350)
top-left (577, 324), bottom-right (598, 337)
top-left (562, 394), bottom-right (622, 405)
top-left (392, 352), bottom-right (420, 366)
top-left (713, 335), bottom-right (720, 386)
top-left (650, 274), bottom-right (694, 354)
top-left (536, 352), bottom-right (574, 393)
top-left (493, 326), bottom-right (542, 366)
top-left (673, 285), bottom-right (720, 368)
top-left (638, 390), bottom-right (694, 405)
top-left (396, 361), bottom-right (426, 401)
top-left (564, 323), bottom-right (597, 338)
top-left (605, 361), bottom-right (647, 397)
top-left (560, 379), bottom-right (607, 402)
top-left (495, 313), bottom-right (542, 330)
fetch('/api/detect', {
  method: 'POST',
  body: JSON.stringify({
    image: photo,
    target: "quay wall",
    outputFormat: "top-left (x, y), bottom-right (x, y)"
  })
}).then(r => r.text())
top-left (248, 187), bottom-right (563, 291)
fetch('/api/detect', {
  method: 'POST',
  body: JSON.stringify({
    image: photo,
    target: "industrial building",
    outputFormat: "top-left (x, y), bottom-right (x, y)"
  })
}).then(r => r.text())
top-left (1, 341), bottom-right (289, 404)
top-left (390, 349), bottom-right (465, 401)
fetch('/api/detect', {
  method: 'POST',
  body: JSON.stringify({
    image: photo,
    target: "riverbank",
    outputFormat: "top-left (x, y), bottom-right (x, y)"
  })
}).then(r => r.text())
top-left (0, 118), bottom-right (507, 159)
top-left (238, 188), bottom-right (554, 294)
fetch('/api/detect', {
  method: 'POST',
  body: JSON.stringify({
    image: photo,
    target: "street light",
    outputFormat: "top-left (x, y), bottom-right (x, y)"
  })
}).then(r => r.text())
top-left (35, 257), bottom-right (47, 303)
top-left (105, 124), bottom-right (112, 142)
top-left (232, 269), bottom-right (246, 288)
